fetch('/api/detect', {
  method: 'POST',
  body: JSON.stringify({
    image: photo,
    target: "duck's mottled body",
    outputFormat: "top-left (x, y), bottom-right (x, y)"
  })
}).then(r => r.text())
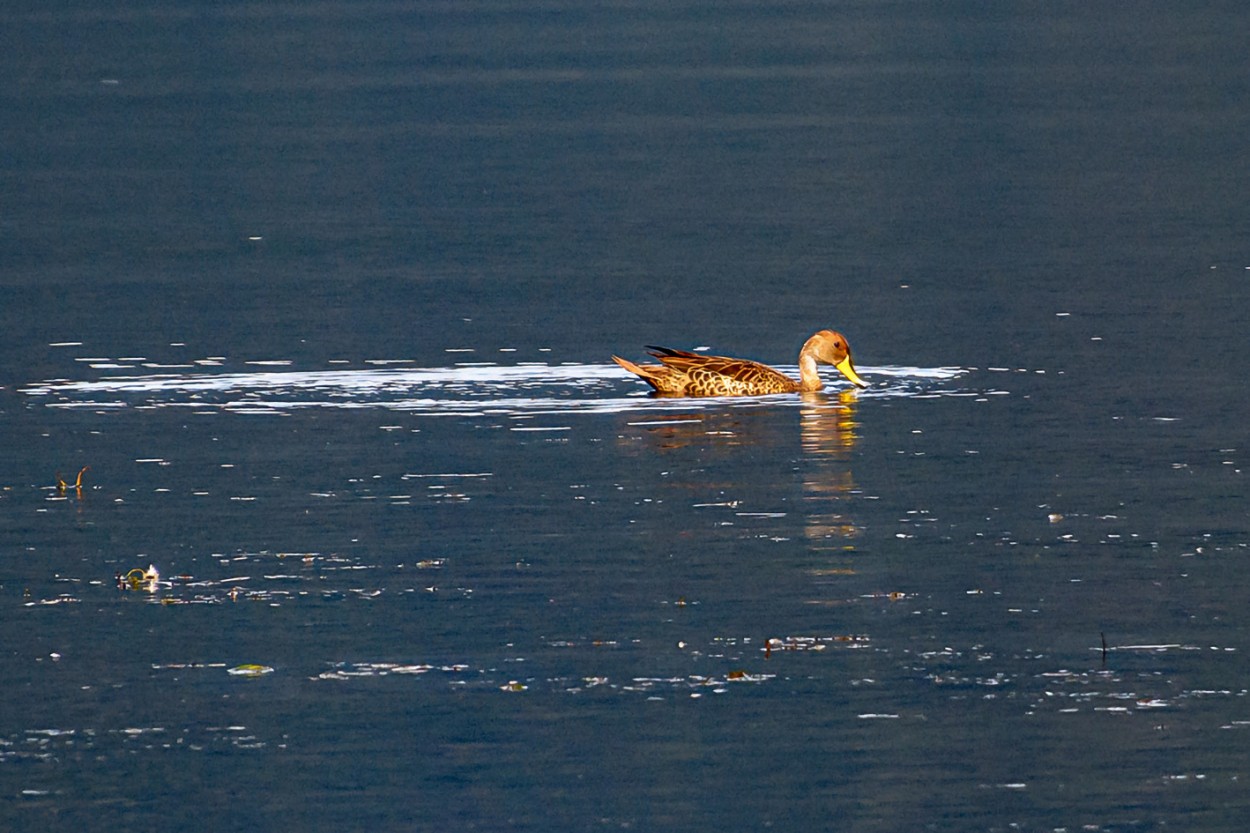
top-left (612, 330), bottom-right (866, 397)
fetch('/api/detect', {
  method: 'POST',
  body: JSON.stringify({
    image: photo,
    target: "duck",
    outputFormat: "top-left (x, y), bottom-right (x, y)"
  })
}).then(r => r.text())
top-left (612, 330), bottom-right (867, 396)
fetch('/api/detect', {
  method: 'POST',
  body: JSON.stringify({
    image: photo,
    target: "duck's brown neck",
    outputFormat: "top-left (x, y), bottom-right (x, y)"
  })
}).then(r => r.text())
top-left (797, 353), bottom-right (823, 392)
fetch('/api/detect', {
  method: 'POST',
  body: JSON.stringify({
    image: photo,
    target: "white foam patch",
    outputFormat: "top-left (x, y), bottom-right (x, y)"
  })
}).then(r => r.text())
top-left (20, 363), bottom-right (973, 416)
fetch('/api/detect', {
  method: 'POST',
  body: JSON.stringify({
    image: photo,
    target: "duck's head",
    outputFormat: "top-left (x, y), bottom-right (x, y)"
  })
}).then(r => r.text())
top-left (805, 329), bottom-right (868, 388)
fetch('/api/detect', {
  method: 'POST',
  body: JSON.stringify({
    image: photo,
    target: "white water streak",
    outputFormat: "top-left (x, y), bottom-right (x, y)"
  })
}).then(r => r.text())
top-left (20, 363), bottom-right (971, 416)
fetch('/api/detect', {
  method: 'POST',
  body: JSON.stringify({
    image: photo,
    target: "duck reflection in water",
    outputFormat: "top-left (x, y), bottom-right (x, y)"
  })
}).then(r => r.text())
top-left (618, 390), bottom-right (860, 458)
top-left (799, 390), bottom-right (862, 546)
top-left (618, 390), bottom-right (862, 546)
top-left (619, 410), bottom-right (784, 452)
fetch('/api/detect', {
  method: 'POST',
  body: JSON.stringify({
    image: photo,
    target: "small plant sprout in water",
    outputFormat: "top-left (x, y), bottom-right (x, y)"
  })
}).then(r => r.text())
top-left (55, 465), bottom-right (90, 496)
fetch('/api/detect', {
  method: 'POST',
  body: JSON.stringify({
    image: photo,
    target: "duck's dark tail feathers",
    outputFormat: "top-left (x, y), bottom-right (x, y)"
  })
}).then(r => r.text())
top-left (645, 345), bottom-right (701, 360)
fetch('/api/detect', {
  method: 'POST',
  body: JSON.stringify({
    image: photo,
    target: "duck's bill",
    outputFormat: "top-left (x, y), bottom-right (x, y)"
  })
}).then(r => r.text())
top-left (835, 356), bottom-right (868, 388)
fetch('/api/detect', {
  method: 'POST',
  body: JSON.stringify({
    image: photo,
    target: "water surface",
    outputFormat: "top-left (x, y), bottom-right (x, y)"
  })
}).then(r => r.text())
top-left (3, 1), bottom-right (1249, 831)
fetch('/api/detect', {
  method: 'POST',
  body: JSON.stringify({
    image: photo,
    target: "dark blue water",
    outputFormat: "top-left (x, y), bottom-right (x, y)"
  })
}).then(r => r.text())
top-left (4, 2), bottom-right (1250, 830)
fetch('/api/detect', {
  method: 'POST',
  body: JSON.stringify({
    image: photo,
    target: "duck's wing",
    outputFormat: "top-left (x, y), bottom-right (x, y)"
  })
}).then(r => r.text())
top-left (645, 347), bottom-right (798, 395)
top-left (646, 346), bottom-right (774, 379)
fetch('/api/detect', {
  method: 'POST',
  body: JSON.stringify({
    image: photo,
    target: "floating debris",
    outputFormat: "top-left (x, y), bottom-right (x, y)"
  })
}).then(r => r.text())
top-left (118, 565), bottom-right (162, 593)
top-left (764, 634), bottom-right (868, 658)
top-left (227, 664), bottom-right (274, 677)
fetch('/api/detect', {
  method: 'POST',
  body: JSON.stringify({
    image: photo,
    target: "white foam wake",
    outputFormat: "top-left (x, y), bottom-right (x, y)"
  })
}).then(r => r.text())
top-left (20, 363), bottom-right (971, 415)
